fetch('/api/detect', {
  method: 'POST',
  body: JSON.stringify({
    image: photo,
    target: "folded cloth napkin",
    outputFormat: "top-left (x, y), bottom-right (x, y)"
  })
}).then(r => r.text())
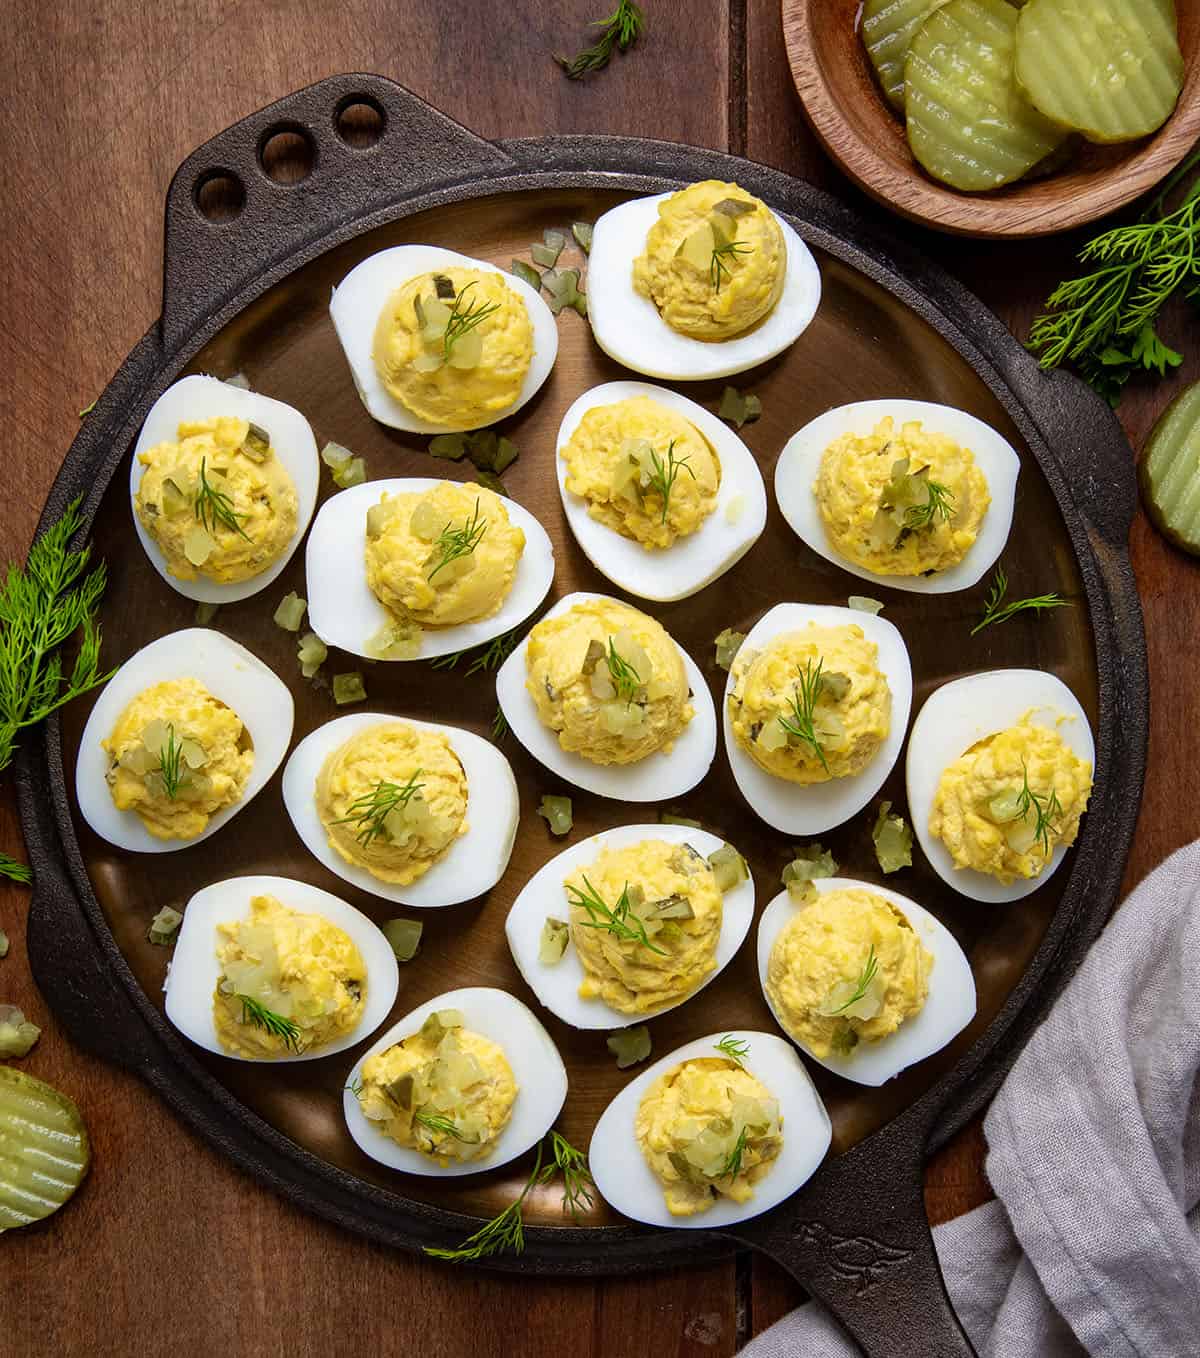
top-left (743, 840), bottom-right (1200, 1358)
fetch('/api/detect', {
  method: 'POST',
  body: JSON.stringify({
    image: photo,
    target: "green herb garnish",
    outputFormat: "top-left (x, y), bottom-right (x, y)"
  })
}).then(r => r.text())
top-left (971, 566), bottom-right (1070, 635)
top-left (903, 478), bottom-right (955, 530)
top-left (566, 876), bottom-right (666, 955)
top-left (778, 658), bottom-right (831, 774)
top-left (443, 282), bottom-right (501, 362)
top-left (78, 400), bottom-right (96, 418)
top-left (491, 705), bottom-right (509, 743)
top-left (237, 995), bottom-right (301, 1052)
top-left (719, 1127), bottom-right (749, 1179)
top-left (0, 853), bottom-right (31, 885)
top-left (551, 1130), bottom-right (596, 1219)
top-left (718, 385), bottom-right (762, 429)
top-left (467, 628), bottom-right (520, 676)
top-left (427, 499), bottom-right (487, 582)
top-left (153, 723), bottom-right (185, 800)
top-left (714, 1035), bottom-right (750, 1067)
top-left (710, 237), bottom-right (753, 293)
top-left (646, 439), bottom-right (695, 524)
top-left (194, 458), bottom-right (251, 541)
top-left (414, 1110), bottom-right (468, 1143)
top-left (345, 1076), bottom-right (364, 1098)
top-left (1011, 761), bottom-right (1064, 857)
top-left (605, 637), bottom-right (642, 705)
top-left (331, 771), bottom-right (425, 847)
top-left (556, 0), bottom-right (645, 80)
top-left (829, 946), bottom-right (879, 1016)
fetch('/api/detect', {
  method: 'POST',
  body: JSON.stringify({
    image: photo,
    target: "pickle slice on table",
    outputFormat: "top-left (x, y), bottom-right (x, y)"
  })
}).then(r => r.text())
top-left (1140, 379), bottom-right (1200, 557)
top-left (861, 0), bottom-right (950, 111)
top-left (904, 0), bottom-right (1066, 192)
top-left (1015, 0), bottom-right (1183, 144)
top-left (0, 1066), bottom-right (90, 1232)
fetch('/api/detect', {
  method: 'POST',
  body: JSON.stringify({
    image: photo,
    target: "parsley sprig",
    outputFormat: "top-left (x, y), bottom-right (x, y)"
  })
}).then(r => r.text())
top-left (971, 566), bottom-right (1070, 635)
top-left (557, 0), bottom-right (645, 80)
top-left (331, 771), bottom-right (425, 846)
top-left (778, 657), bottom-right (831, 774)
top-left (566, 875), bottom-right (667, 955)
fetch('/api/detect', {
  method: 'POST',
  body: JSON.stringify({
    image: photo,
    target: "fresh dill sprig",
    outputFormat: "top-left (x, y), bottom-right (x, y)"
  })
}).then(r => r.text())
top-left (414, 1110), bottom-right (467, 1143)
top-left (778, 657), bottom-right (831, 774)
top-left (971, 566), bottom-right (1070, 635)
top-left (344, 1076), bottom-right (364, 1097)
top-left (194, 458), bottom-right (252, 541)
top-left (427, 500), bottom-right (487, 582)
top-left (903, 478), bottom-right (955, 531)
top-left (238, 995), bottom-right (301, 1052)
top-left (646, 439), bottom-right (695, 524)
top-left (442, 283), bottom-right (501, 362)
top-left (1027, 147), bottom-right (1200, 405)
top-left (550, 1131), bottom-right (595, 1220)
top-left (566, 875), bottom-right (667, 955)
top-left (714, 1035), bottom-right (750, 1067)
top-left (1015, 761), bottom-right (1064, 857)
top-left (78, 400), bottom-right (96, 418)
top-left (605, 637), bottom-right (642, 705)
top-left (466, 628), bottom-right (520, 676)
top-left (491, 705), bottom-right (509, 743)
top-left (0, 851), bottom-right (32, 884)
top-left (719, 1126), bottom-right (749, 1180)
top-left (331, 771), bottom-right (425, 846)
top-left (556, 0), bottom-right (645, 80)
top-left (153, 723), bottom-right (184, 800)
top-left (710, 238), bottom-right (753, 293)
top-left (829, 945), bottom-right (879, 1015)
top-left (0, 496), bottom-right (112, 776)
top-left (429, 650), bottom-right (464, 671)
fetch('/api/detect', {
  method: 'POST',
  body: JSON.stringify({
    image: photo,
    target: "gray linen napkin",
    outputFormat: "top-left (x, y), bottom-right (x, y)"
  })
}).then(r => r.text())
top-left (743, 840), bottom-right (1200, 1358)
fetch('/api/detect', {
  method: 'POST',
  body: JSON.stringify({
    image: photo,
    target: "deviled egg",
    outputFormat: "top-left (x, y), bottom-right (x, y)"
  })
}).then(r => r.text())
top-left (756, 877), bottom-right (976, 1086)
top-left (589, 1030), bottom-right (831, 1227)
top-left (555, 381), bottom-right (766, 601)
top-left (164, 875), bottom-right (399, 1063)
top-left (330, 245), bottom-right (558, 433)
top-left (505, 823), bottom-right (755, 1030)
top-left (76, 629), bottom-right (293, 853)
top-left (775, 400), bottom-right (1020, 593)
top-left (724, 603), bottom-right (912, 834)
top-left (496, 592), bottom-right (717, 801)
top-left (129, 375), bottom-right (319, 604)
top-left (343, 987), bottom-right (567, 1177)
top-left (304, 477), bottom-right (554, 663)
top-left (281, 712), bottom-right (518, 907)
top-left (589, 180), bottom-right (821, 380)
top-left (907, 669), bottom-right (1095, 904)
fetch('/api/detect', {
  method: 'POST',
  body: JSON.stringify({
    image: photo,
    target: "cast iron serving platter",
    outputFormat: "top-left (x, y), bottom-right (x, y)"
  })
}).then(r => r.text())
top-left (20, 76), bottom-right (1146, 1358)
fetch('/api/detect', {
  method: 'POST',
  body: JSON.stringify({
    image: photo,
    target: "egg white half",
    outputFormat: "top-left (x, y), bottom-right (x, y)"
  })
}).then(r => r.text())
top-left (906, 669), bottom-right (1096, 904)
top-left (587, 194), bottom-right (821, 381)
top-left (329, 245), bottom-right (559, 434)
top-left (75, 628), bottom-right (294, 854)
top-left (589, 1029), bottom-right (831, 1229)
top-left (163, 874), bottom-right (399, 1063)
top-left (723, 603), bottom-right (912, 835)
top-left (303, 477), bottom-right (555, 663)
top-left (281, 712), bottom-right (518, 907)
top-left (774, 399), bottom-right (1021, 594)
top-left (495, 591), bottom-right (717, 802)
top-left (342, 986), bottom-right (568, 1177)
top-left (756, 877), bottom-right (977, 1087)
top-left (554, 381), bottom-right (767, 602)
top-left (505, 823), bottom-right (756, 1031)
top-left (128, 374), bottom-right (320, 604)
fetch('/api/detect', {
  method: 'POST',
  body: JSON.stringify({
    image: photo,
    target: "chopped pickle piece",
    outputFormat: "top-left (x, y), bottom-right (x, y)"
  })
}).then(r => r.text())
top-left (420, 1009), bottom-right (464, 1043)
top-left (365, 620), bottom-right (422, 661)
top-left (872, 802), bottom-right (913, 873)
top-left (323, 441), bottom-right (367, 488)
top-left (1140, 379), bottom-right (1200, 558)
top-left (0, 1005), bottom-right (41, 1059)
top-left (539, 917), bottom-right (570, 965)
top-left (429, 433), bottom-right (469, 461)
top-left (783, 843), bottom-right (838, 902)
top-left (382, 918), bottom-right (423, 962)
top-left (184, 524), bottom-right (215, 566)
top-left (273, 591), bottom-right (307, 632)
top-left (333, 672), bottom-right (367, 705)
top-left (607, 1024), bottom-right (652, 1069)
top-left (297, 631), bottom-right (327, 679)
top-left (194, 601), bottom-right (220, 625)
top-left (447, 330), bottom-right (484, 370)
top-left (476, 469), bottom-right (507, 495)
top-left (571, 221), bottom-right (594, 254)
top-left (0, 1067), bottom-right (90, 1231)
top-left (464, 430), bottom-right (499, 471)
top-left (988, 787), bottom-right (1025, 824)
top-left (432, 274), bottom-right (456, 301)
top-left (409, 499), bottom-right (444, 541)
top-left (537, 794), bottom-right (574, 837)
top-left (718, 385), bottom-right (762, 429)
top-left (714, 628), bottom-right (746, 672)
top-left (816, 973), bottom-right (886, 1021)
top-left (511, 259), bottom-right (543, 291)
top-left (660, 812), bottom-right (703, 829)
top-left (531, 241), bottom-right (562, 269)
top-left (147, 906), bottom-right (183, 946)
top-left (493, 438), bottom-right (519, 475)
top-left (321, 440), bottom-right (353, 470)
top-left (542, 267), bottom-right (585, 316)
top-left (848, 596), bottom-right (884, 615)
top-left (645, 895), bottom-right (694, 920)
top-left (707, 843), bottom-right (749, 892)
top-left (161, 477), bottom-right (189, 517)
top-left (242, 422), bottom-right (271, 462)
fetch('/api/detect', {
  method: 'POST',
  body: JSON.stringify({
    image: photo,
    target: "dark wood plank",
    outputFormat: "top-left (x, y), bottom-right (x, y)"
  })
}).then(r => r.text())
top-left (0, 4), bottom-right (739, 1356)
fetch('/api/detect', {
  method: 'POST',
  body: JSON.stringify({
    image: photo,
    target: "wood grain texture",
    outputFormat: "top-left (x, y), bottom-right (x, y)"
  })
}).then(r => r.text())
top-left (780, 0), bottom-right (1200, 238)
top-left (0, 0), bottom-right (1194, 1354)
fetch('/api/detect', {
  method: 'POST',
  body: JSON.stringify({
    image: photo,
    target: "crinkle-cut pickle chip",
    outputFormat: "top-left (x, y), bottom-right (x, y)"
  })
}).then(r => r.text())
top-left (1140, 379), bottom-right (1200, 557)
top-left (0, 1066), bottom-right (90, 1232)
top-left (861, 0), bottom-right (951, 111)
top-left (1015, 0), bottom-right (1183, 144)
top-left (904, 0), bottom-right (1066, 192)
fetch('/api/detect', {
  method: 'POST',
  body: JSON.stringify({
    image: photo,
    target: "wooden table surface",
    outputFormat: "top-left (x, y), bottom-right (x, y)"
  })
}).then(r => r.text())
top-left (1, 3), bottom-right (1194, 1354)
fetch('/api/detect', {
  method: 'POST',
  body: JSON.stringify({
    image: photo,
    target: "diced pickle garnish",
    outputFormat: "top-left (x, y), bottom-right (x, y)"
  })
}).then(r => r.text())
top-left (537, 794), bottom-right (574, 837)
top-left (872, 802), bottom-right (913, 874)
top-left (420, 1009), bottom-right (464, 1043)
top-left (409, 499), bottom-right (444, 541)
top-left (161, 477), bottom-right (189, 517)
top-left (365, 621), bottom-right (422, 661)
top-left (511, 259), bottom-right (543, 291)
top-left (531, 241), bottom-right (562, 269)
top-left (333, 672), bottom-right (367, 705)
top-left (783, 843), bottom-right (838, 902)
top-left (571, 221), bottom-right (594, 254)
top-left (707, 843), bottom-right (749, 893)
top-left (382, 918), bottom-right (423, 962)
top-left (386, 1073), bottom-right (414, 1110)
top-left (607, 1024), bottom-right (652, 1069)
top-left (820, 671), bottom-right (851, 702)
top-left (429, 433), bottom-right (469, 461)
top-left (321, 440), bottom-right (353, 470)
top-left (322, 441), bottom-right (366, 488)
top-left (297, 631), bottom-right (327, 679)
top-left (711, 197), bottom-right (754, 218)
top-left (273, 591), bottom-right (307, 632)
top-left (539, 917), bottom-right (570, 965)
top-left (184, 524), bottom-right (215, 566)
top-left (0, 1005), bottom-right (41, 1059)
top-left (660, 812), bottom-right (703, 829)
top-left (447, 330), bottom-right (483, 370)
top-left (148, 906), bottom-right (183, 946)
top-left (848, 596), bottom-right (884, 615)
top-left (541, 268), bottom-right (585, 316)
top-left (987, 788), bottom-right (1025, 824)
top-left (677, 221), bottom-right (715, 271)
top-left (0, 1067), bottom-right (90, 1231)
top-left (432, 274), bottom-right (456, 300)
top-left (194, 601), bottom-right (220, 625)
top-left (714, 628), bottom-right (746, 672)
top-left (242, 422), bottom-right (271, 462)
top-left (717, 385), bottom-right (762, 429)
top-left (645, 895), bottom-right (694, 921)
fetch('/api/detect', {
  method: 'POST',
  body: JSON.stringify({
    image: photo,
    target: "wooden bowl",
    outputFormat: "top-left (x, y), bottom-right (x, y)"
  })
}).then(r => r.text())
top-left (781, 0), bottom-right (1200, 238)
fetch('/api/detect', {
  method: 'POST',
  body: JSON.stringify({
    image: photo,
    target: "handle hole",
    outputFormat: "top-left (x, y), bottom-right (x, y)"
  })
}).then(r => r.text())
top-left (335, 95), bottom-right (386, 149)
top-left (194, 170), bottom-right (246, 222)
top-left (260, 126), bottom-right (315, 184)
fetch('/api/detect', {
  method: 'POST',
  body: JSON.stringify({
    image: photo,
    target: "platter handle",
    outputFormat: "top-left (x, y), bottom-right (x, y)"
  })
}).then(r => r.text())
top-left (721, 1104), bottom-right (978, 1358)
top-left (158, 73), bottom-right (518, 352)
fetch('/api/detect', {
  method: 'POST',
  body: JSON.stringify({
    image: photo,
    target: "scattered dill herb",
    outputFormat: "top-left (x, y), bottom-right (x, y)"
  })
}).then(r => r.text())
top-left (646, 439), bottom-right (695, 524)
top-left (778, 658), bottom-right (831, 774)
top-left (971, 566), bottom-right (1070, 635)
top-left (714, 1035), bottom-right (750, 1067)
top-left (556, 0), bottom-right (645, 80)
top-left (330, 771), bottom-right (425, 846)
top-left (566, 875), bottom-right (667, 955)
top-left (194, 458), bottom-right (251, 540)
top-left (0, 852), bottom-right (31, 885)
top-left (442, 282), bottom-right (501, 361)
top-left (829, 946), bottom-right (879, 1015)
top-left (605, 637), bottom-right (642, 704)
top-left (427, 500), bottom-right (487, 583)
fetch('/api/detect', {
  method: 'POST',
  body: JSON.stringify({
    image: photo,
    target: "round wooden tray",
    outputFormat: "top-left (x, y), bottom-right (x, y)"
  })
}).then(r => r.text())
top-left (19, 77), bottom-right (1146, 1358)
top-left (781, 0), bottom-right (1200, 238)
